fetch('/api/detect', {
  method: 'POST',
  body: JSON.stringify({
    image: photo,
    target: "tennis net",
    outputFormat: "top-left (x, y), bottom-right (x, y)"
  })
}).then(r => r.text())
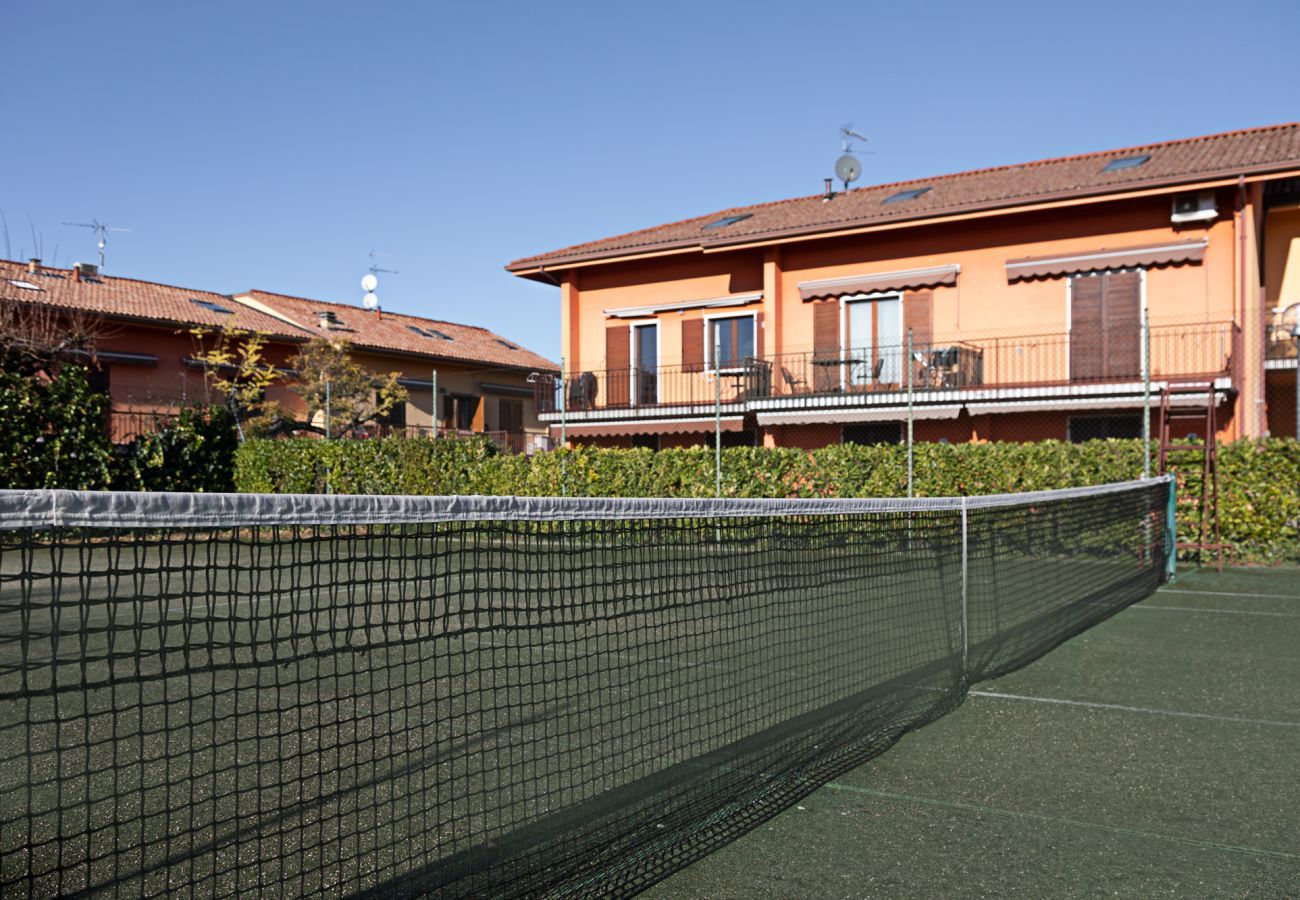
top-left (0, 478), bottom-right (1171, 897)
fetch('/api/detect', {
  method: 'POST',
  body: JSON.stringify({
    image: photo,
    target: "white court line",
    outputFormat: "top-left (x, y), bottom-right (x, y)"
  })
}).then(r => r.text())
top-left (969, 690), bottom-right (1299, 729)
top-left (1133, 605), bottom-right (1300, 618)
top-left (1157, 588), bottom-right (1298, 600)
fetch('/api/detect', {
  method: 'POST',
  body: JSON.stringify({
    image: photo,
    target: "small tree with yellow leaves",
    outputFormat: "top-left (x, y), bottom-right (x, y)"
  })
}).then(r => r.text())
top-left (287, 338), bottom-right (406, 438)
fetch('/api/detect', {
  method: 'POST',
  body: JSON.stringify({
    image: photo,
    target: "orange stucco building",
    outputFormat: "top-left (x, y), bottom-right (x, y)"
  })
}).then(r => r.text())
top-left (509, 124), bottom-right (1300, 448)
top-left (1, 260), bottom-right (558, 451)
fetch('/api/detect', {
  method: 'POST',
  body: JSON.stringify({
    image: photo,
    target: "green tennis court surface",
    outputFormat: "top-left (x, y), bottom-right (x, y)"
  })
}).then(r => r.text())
top-left (647, 567), bottom-right (1300, 898)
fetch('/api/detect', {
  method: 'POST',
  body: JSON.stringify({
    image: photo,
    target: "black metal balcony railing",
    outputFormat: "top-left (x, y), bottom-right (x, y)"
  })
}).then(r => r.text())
top-left (537, 322), bottom-right (1237, 414)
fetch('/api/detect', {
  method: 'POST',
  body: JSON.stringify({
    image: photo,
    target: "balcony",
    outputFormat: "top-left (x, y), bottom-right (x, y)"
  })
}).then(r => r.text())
top-left (536, 322), bottom-right (1237, 424)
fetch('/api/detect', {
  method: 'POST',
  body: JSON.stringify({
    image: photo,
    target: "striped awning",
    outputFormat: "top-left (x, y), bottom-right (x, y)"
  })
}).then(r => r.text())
top-left (555, 416), bottom-right (746, 437)
top-left (756, 405), bottom-right (962, 426)
top-left (1005, 239), bottom-right (1208, 282)
top-left (798, 265), bottom-right (959, 300)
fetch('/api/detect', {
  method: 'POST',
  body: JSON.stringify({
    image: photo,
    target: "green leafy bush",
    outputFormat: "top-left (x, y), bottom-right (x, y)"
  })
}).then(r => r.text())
top-left (234, 437), bottom-right (1300, 562)
top-left (112, 406), bottom-right (240, 492)
top-left (0, 365), bottom-right (114, 489)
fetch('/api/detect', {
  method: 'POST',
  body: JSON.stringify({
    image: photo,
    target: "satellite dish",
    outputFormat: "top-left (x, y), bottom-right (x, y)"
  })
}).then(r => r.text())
top-left (360, 273), bottom-right (379, 292)
top-left (363, 291), bottom-right (379, 310)
top-left (835, 154), bottom-right (862, 186)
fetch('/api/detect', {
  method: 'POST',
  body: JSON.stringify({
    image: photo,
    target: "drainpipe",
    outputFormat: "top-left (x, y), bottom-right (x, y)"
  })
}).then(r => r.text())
top-left (1236, 176), bottom-right (1247, 440)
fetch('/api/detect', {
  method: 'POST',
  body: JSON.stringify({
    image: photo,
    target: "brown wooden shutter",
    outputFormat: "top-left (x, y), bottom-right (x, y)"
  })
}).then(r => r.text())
top-left (903, 291), bottom-right (933, 347)
top-left (606, 324), bottom-right (631, 406)
top-left (682, 318), bottom-right (704, 372)
top-left (812, 300), bottom-right (840, 391)
top-left (1104, 271), bottom-right (1140, 379)
top-left (1070, 275), bottom-right (1105, 382)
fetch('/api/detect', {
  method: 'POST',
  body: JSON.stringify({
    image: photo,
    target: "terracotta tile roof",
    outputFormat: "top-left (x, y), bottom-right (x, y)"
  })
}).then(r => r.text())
top-left (0, 261), bottom-right (292, 334)
top-left (0, 261), bottom-right (558, 373)
top-left (507, 122), bottom-right (1300, 272)
top-left (240, 289), bottom-right (558, 372)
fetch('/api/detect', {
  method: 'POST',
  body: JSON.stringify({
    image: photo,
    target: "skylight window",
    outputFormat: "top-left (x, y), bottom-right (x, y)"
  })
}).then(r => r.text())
top-left (7, 279), bottom-right (42, 291)
top-left (1103, 154), bottom-right (1151, 172)
top-left (702, 214), bottom-right (753, 230)
top-left (190, 298), bottom-right (234, 315)
top-left (883, 187), bottom-right (931, 205)
top-left (408, 325), bottom-right (454, 341)
top-left (496, 339), bottom-right (519, 350)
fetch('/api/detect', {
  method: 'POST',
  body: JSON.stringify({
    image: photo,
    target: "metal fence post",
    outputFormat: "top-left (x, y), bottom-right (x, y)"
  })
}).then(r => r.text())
top-left (907, 327), bottom-right (914, 499)
top-left (1142, 308), bottom-right (1151, 480)
top-left (960, 496), bottom-right (969, 683)
top-left (559, 357), bottom-right (567, 496)
top-left (715, 336), bottom-right (722, 498)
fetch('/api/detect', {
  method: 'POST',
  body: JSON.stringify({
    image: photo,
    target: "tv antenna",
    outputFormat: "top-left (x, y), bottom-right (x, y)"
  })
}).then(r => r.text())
top-left (62, 219), bottom-right (131, 269)
top-left (835, 123), bottom-right (871, 191)
top-left (361, 250), bottom-right (398, 310)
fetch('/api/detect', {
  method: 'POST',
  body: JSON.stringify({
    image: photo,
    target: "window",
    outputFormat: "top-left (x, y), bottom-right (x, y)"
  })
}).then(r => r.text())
top-left (408, 325), bottom-right (454, 341)
top-left (190, 298), bottom-right (234, 315)
top-left (883, 187), bottom-right (931, 204)
top-left (720, 429), bottom-right (757, 448)
top-left (703, 214), bottom-right (752, 230)
top-left (631, 433), bottom-right (660, 451)
top-left (377, 397), bottom-right (407, 430)
top-left (443, 394), bottom-right (479, 431)
top-left (707, 314), bottom-right (755, 370)
top-left (1067, 415), bottom-right (1141, 443)
top-left (1102, 154), bottom-right (1150, 172)
top-left (843, 294), bottom-right (902, 386)
top-left (496, 339), bottom-right (519, 350)
top-left (842, 422), bottom-right (902, 445)
top-left (499, 398), bottom-right (524, 434)
top-left (6, 279), bottom-right (41, 291)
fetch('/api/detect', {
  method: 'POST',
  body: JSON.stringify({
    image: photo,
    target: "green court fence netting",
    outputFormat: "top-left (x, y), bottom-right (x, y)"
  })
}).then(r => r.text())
top-left (0, 478), bottom-right (1172, 897)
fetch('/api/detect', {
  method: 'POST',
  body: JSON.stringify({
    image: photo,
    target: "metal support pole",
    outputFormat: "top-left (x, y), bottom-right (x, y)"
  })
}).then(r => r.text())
top-left (1141, 308), bottom-right (1151, 480)
top-left (715, 337), bottom-right (723, 498)
top-left (324, 379), bottom-right (331, 440)
top-left (431, 369), bottom-right (438, 438)
top-left (907, 327), bottom-right (914, 499)
top-left (960, 496), bottom-right (969, 683)
top-left (559, 357), bottom-right (567, 496)
top-left (1165, 477), bottom-right (1178, 584)
top-left (1294, 335), bottom-right (1300, 441)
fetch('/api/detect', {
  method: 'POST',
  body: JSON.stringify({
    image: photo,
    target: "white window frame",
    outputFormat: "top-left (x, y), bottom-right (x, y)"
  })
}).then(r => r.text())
top-left (839, 291), bottom-right (904, 389)
top-left (628, 318), bottom-right (660, 407)
top-left (703, 312), bottom-right (757, 373)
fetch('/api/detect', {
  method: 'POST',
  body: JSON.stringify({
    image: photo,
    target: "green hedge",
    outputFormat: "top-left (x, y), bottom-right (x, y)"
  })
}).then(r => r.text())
top-left (234, 436), bottom-right (1300, 563)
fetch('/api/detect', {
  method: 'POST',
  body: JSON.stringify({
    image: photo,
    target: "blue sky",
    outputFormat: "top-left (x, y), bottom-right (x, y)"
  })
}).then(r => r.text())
top-left (3, 0), bottom-right (1296, 360)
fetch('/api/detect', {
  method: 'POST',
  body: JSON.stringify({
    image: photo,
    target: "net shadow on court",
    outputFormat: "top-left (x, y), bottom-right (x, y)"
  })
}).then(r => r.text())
top-left (647, 566), bottom-right (1300, 898)
top-left (0, 483), bottom-right (1172, 898)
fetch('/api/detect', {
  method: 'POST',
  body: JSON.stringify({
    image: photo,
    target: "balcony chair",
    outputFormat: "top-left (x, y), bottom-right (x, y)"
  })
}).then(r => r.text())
top-left (780, 366), bottom-right (808, 395)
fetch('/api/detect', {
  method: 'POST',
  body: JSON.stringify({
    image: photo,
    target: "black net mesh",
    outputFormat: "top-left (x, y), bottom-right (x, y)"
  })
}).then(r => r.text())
top-left (0, 481), bottom-right (1170, 898)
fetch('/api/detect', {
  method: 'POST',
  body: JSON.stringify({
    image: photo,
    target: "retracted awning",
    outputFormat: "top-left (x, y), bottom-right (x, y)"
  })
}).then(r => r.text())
top-left (756, 405), bottom-right (962, 426)
top-left (798, 265), bottom-right (959, 301)
top-left (1005, 239), bottom-right (1208, 282)
top-left (603, 293), bottom-right (762, 318)
top-left (556, 416), bottom-right (746, 437)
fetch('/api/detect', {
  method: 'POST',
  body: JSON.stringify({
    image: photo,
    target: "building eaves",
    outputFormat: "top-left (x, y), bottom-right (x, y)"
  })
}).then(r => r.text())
top-left (506, 122), bottom-right (1300, 274)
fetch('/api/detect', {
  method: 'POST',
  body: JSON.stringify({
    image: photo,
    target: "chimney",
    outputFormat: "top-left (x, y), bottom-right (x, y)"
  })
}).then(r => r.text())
top-left (27, 258), bottom-right (40, 274)
top-left (72, 266), bottom-right (80, 283)
top-left (823, 178), bottom-right (834, 201)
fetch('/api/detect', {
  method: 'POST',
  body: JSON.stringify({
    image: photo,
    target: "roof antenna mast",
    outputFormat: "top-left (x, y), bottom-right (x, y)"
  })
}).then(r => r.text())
top-left (62, 219), bottom-right (131, 270)
top-left (835, 123), bottom-right (869, 192)
top-left (360, 250), bottom-right (399, 310)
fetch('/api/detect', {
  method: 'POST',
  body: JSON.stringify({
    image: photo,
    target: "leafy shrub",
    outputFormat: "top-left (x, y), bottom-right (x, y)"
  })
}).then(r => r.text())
top-left (112, 405), bottom-right (240, 492)
top-left (234, 437), bottom-right (1300, 562)
top-left (0, 365), bottom-right (114, 489)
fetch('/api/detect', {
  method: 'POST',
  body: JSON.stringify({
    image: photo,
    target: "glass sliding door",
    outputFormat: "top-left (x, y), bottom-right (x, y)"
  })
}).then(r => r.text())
top-left (844, 295), bottom-right (901, 387)
top-left (633, 322), bottom-right (658, 405)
